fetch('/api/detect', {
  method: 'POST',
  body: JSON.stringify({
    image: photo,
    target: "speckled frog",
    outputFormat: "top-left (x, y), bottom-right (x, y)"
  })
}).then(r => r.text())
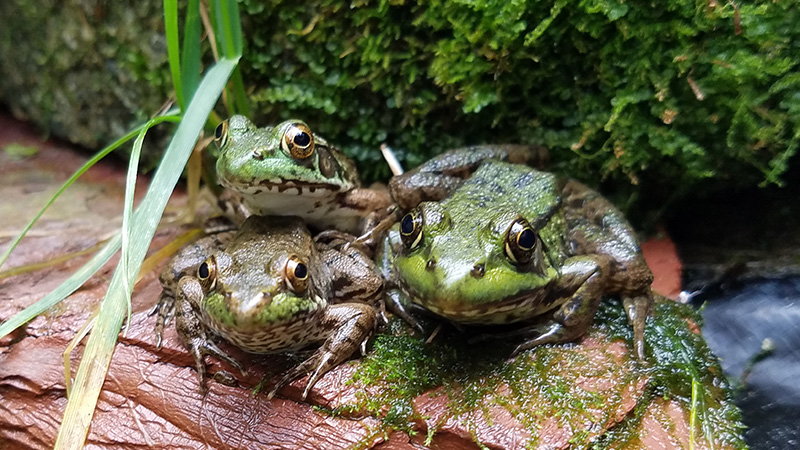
top-left (154, 215), bottom-right (382, 399)
top-left (380, 147), bottom-right (654, 358)
top-left (215, 116), bottom-right (392, 233)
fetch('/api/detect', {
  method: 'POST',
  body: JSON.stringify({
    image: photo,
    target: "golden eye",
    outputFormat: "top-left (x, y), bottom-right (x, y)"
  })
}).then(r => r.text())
top-left (214, 120), bottom-right (229, 148)
top-left (285, 255), bottom-right (310, 293)
top-left (400, 209), bottom-right (423, 250)
top-left (504, 217), bottom-right (538, 265)
top-left (197, 256), bottom-right (217, 290)
top-left (281, 123), bottom-right (315, 159)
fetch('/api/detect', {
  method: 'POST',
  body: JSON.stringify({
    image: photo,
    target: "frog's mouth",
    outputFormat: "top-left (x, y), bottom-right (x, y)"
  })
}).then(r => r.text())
top-left (398, 281), bottom-right (565, 325)
top-left (230, 178), bottom-right (342, 196)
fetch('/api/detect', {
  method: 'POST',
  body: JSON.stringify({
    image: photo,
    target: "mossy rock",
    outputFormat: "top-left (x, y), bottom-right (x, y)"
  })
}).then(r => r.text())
top-left (1, 0), bottom-right (798, 219)
top-left (0, 0), bottom-right (171, 163)
top-left (325, 299), bottom-right (748, 449)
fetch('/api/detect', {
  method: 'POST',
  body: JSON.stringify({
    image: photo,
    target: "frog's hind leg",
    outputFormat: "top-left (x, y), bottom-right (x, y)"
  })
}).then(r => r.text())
top-left (510, 255), bottom-right (609, 357)
top-left (175, 277), bottom-right (246, 392)
top-left (267, 303), bottom-right (377, 400)
top-left (388, 145), bottom-right (549, 210)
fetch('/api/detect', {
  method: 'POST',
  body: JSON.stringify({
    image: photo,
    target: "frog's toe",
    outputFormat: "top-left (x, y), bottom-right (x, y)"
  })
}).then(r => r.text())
top-left (184, 338), bottom-right (245, 393)
top-left (265, 360), bottom-right (313, 400)
top-left (186, 344), bottom-right (210, 393)
top-left (202, 340), bottom-right (247, 375)
top-left (152, 293), bottom-right (176, 350)
top-left (623, 294), bottom-right (652, 360)
top-left (212, 370), bottom-right (239, 387)
top-left (509, 320), bottom-right (590, 357)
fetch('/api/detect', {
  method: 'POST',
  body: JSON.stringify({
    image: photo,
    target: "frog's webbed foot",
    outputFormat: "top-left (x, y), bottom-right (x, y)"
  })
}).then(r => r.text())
top-left (508, 321), bottom-right (585, 357)
top-left (315, 229), bottom-right (363, 250)
top-left (175, 277), bottom-right (246, 392)
top-left (355, 205), bottom-right (401, 250)
top-left (384, 289), bottom-right (425, 334)
top-left (510, 256), bottom-right (608, 357)
top-left (623, 293), bottom-right (652, 360)
top-left (151, 292), bottom-right (175, 350)
top-left (216, 189), bottom-right (251, 226)
top-left (183, 335), bottom-right (247, 393)
top-left (267, 303), bottom-right (377, 400)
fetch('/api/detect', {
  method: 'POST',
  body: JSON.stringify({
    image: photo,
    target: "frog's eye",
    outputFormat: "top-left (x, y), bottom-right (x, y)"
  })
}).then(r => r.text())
top-left (505, 218), bottom-right (538, 265)
top-left (214, 120), bottom-right (229, 148)
top-left (197, 256), bottom-right (217, 290)
top-left (281, 123), bottom-right (315, 159)
top-left (400, 209), bottom-right (424, 250)
top-left (285, 255), bottom-right (310, 293)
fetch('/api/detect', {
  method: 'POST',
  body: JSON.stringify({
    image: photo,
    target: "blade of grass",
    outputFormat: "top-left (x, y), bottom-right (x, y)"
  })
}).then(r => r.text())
top-left (53, 57), bottom-right (240, 450)
top-left (0, 237), bottom-right (112, 283)
top-left (225, 0), bottom-right (243, 55)
top-left (211, 0), bottom-right (242, 58)
top-left (181, 0), bottom-right (202, 103)
top-left (164, 0), bottom-right (184, 109)
top-left (0, 115), bottom-right (180, 271)
top-left (119, 122), bottom-right (150, 337)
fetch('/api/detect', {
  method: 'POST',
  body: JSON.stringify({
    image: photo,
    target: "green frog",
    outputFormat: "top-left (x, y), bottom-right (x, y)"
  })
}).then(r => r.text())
top-left (380, 147), bottom-right (653, 359)
top-left (154, 215), bottom-right (381, 399)
top-left (214, 116), bottom-right (392, 233)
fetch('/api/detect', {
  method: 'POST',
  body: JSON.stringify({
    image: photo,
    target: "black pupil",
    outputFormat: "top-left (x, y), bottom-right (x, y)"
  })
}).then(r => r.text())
top-left (215, 123), bottom-right (224, 139)
top-left (518, 228), bottom-right (535, 250)
top-left (294, 263), bottom-right (308, 279)
top-left (401, 214), bottom-right (415, 235)
top-left (198, 262), bottom-right (210, 278)
top-left (293, 131), bottom-right (311, 147)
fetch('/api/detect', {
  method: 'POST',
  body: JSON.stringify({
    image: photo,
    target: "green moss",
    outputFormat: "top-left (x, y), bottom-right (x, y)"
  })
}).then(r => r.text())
top-left (237, 0), bottom-right (798, 220)
top-left (2, 1), bottom-right (796, 221)
top-left (343, 299), bottom-right (746, 448)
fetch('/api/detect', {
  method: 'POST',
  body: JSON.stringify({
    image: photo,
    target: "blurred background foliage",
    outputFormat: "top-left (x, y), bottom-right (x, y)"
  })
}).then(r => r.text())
top-left (1, 0), bottom-right (797, 223)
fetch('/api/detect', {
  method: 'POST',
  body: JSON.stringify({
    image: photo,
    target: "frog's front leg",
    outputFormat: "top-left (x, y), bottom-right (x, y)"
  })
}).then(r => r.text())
top-left (174, 277), bottom-right (246, 392)
top-left (316, 237), bottom-right (385, 306)
top-left (388, 145), bottom-right (549, 210)
top-left (510, 255), bottom-right (610, 356)
top-left (153, 230), bottom-right (236, 348)
top-left (267, 303), bottom-right (377, 400)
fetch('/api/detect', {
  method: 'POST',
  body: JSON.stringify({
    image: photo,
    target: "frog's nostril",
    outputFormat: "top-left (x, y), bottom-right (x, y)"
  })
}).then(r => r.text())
top-left (471, 264), bottom-right (485, 278)
top-left (426, 258), bottom-right (437, 271)
top-left (252, 148), bottom-right (265, 160)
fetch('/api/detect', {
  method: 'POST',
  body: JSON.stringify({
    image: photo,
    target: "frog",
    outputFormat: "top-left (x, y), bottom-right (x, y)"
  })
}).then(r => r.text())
top-left (153, 215), bottom-right (382, 399)
top-left (379, 147), bottom-right (653, 359)
top-left (214, 116), bottom-right (392, 234)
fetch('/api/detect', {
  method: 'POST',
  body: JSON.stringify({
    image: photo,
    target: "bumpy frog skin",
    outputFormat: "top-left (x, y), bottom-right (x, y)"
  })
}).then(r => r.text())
top-left (154, 216), bottom-right (380, 399)
top-left (381, 148), bottom-right (653, 358)
top-left (215, 116), bottom-right (391, 233)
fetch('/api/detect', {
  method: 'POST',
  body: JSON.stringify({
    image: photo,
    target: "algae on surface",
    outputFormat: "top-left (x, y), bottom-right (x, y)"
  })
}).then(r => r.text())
top-left (344, 300), bottom-right (747, 449)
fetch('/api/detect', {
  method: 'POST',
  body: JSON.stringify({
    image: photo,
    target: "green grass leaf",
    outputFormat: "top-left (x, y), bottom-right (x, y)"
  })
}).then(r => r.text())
top-left (181, 0), bottom-right (202, 104)
top-left (53, 58), bottom-right (240, 450)
top-left (164, 0), bottom-right (183, 109)
top-left (119, 122), bottom-right (151, 336)
top-left (211, 0), bottom-right (243, 58)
